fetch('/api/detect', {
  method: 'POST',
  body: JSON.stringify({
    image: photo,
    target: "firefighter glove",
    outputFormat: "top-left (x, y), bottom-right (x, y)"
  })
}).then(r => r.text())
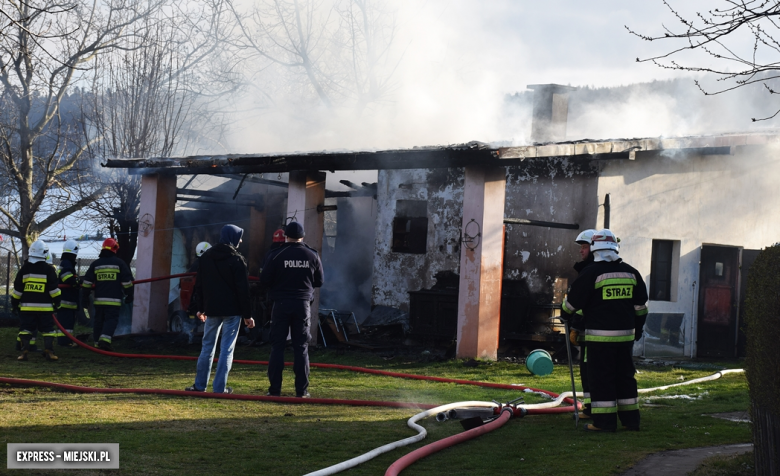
top-left (123, 295), bottom-right (133, 305)
top-left (569, 329), bottom-right (579, 346)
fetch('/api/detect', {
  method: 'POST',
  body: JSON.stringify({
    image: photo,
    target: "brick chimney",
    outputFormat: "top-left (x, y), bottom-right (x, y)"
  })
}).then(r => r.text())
top-left (528, 84), bottom-right (577, 143)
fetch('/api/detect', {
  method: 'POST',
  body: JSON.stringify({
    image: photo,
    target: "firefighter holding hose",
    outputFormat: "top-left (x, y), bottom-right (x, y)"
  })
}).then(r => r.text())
top-left (55, 240), bottom-right (82, 347)
top-left (82, 238), bottom-right (134, 351)
top-left (12, 240), bottom-right (61, 361)
top-left (561, 229), bottom-right (648, 432)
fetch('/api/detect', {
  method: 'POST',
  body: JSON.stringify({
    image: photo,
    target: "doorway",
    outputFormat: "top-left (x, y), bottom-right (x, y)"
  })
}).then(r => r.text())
top-left (696, 245), bottom-right (740, 358)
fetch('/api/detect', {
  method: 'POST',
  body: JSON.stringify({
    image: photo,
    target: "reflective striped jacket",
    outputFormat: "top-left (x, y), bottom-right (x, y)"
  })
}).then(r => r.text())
top-left (82, 253), bottom-right (134, 307)
top-left (562, 259), bottom-right (649, 342)
top-left (11, 261), bottom-right (61, 312)
top-left (57, 258), bottom-right (81, 310)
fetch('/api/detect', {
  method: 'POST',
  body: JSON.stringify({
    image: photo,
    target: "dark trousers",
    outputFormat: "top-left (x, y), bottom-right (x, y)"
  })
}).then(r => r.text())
top-left (57, 308), bottom-right (76, 346)
top-left (587, 341), bottom-right (640, 430)
top-left (19, 311), bottom-right (55, 350)
top-left (579, 344), bottom-right (591, 415)
top-left (93, 306), bottom-right (120, 342)
top-left (268, 300), bottom-right (311, 395)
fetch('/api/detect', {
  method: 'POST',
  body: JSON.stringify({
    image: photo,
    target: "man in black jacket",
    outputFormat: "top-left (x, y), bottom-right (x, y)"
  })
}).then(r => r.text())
top-left (260, 221), bottom-right (324, 398)
top-left (186, 225), bottom-right (255, 394)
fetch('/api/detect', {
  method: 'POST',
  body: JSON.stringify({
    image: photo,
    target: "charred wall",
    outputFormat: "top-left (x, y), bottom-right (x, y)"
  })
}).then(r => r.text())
top-left (372, 158), bottom-right (599, 330)
top-left (503, 157), bottom-right (600, 301)
top-left (372, 168), bottom-right (465, 312)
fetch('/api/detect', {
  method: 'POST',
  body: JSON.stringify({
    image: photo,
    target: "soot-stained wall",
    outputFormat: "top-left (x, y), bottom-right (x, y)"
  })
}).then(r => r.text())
top-left (503, 158), bottom-right (600, 303)
top-left (372, 168), bottom-right (465, 312)
top-left (372, 158), bottom-right (600, 314)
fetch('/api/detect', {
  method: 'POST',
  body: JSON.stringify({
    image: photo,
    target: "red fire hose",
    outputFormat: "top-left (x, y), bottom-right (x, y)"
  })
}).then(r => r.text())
top-left (50, 317), bottom-right (578, 404)
top-left (385, 408), bottom-right (514, 476)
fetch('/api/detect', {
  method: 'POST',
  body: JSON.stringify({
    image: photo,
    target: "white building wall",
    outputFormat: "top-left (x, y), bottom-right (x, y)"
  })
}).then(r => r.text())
top-left (596, 144), bottom-right (780, 356)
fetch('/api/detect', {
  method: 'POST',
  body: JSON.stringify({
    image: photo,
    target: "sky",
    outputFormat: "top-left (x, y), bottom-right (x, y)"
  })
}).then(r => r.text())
top-left (10, 0), bottom-right (766, 252)
top-left (227, 0), bottom-right (740, 154)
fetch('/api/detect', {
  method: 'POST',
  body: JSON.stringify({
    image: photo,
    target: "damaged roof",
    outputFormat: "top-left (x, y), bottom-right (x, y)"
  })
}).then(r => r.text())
top-left (103, 132), bottom-right (780, 175)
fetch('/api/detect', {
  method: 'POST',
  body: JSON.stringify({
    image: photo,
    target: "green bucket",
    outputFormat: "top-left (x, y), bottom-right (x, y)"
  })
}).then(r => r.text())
top-left (525, 349), bottom-right (554, 376)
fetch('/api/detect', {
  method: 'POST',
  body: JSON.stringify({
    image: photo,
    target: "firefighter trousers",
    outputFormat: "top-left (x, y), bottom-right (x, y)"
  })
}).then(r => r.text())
top-left (18, 312), bottom-right (56, 350)
top-left (586, 341), bottom-right (640, 431)
top-left (579, 344), bottom-right (591, 415)
top-left (93, 306), bottom-right (120, 343)
top-left (57, 308), bottom-right (76, 346)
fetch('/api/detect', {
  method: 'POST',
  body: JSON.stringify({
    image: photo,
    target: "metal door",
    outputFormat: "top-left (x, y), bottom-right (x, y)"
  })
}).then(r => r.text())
top-left (697, 245), bottom-right (740, 358)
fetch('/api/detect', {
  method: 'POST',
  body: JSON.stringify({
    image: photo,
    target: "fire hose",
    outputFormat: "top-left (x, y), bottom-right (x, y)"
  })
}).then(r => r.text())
top-left (2, 318), bottom-right (745, 476)
top-left (28, 272), bottom-right (744, 475)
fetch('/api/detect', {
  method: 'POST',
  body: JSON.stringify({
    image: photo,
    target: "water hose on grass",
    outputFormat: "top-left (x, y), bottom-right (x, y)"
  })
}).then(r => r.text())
top-left (385, 407), bottom-right (515, 476)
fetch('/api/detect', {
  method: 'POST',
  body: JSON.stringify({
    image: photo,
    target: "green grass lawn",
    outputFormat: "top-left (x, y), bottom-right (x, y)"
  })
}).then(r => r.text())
top-left (0, 327), bottom-right (752, 475)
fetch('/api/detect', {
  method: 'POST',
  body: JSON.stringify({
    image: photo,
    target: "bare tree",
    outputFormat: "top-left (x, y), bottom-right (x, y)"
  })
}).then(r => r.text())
top-left (0, 0), bottom-right (164, 258)
top-left (334, 0), bottom-right (399, 112)
top-left (228, 0), bottom-right (398, 111)
top-left (628, 1), bottom-right (780, 121)
top-left (82, 0), bottom-right (241, 263)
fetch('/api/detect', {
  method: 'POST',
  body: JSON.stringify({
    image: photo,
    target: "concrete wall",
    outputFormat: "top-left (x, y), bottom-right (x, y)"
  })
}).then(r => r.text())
top-left (597, 144), bottom-right (780, 356)
top-left (372, 168), bottom-right (465, 311)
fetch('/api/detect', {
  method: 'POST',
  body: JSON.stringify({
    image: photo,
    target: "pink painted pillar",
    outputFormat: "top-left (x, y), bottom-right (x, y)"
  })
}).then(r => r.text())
top-left (287, 171), bottom-right (326, 344)
top-left (132, 174), bottom-right (176, 333)
top-left (456, 166), bottom-right (507, 360)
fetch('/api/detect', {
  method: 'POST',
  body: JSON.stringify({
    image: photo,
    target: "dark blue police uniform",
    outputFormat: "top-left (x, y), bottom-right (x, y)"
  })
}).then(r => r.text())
top-left (259, 222), bottom-right (324, 397)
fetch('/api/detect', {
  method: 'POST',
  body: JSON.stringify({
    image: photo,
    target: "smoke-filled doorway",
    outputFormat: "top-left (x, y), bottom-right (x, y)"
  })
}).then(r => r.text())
top-left (319, 195), bottom-right (377, 324)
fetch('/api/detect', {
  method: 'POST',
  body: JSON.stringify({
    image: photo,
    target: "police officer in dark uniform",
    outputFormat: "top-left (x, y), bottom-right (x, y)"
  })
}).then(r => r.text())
top-left (260, 221), bottom-right (324, 398)
top-left (562, 229), bottom-right (648, 432)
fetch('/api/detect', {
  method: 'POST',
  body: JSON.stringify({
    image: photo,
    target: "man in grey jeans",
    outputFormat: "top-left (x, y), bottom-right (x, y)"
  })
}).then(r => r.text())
top-left (186, 224), bottom-right (255, 394)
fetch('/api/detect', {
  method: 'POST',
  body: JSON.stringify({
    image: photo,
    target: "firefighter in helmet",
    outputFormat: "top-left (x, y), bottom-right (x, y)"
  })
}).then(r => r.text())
top-left (569, 229), bottom-right (596, 419)
top-left (562, 229), bottom-right (648, 432)
top-left (82, 238), bottom-right (134, 351)
top-left (56, 240), bottom-right (82, 347)
top-left (12, 240), bottom-right (61, 361)
top-left (190, 242), bottom-right (211, 273)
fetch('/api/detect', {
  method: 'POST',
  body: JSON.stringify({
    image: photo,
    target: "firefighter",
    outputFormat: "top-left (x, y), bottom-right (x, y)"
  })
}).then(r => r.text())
top-left (190, 242), bottom-right (211, 273)
top-left (12, 240), bottom-right (61, 361)
top-left (269, 228), bottom-right (286, 253)
top-left (184, 241), bottom-right (211, 339)
top-left (260, 221), bottom-right (324, 398)
top-left (82, 238), bottom-right (134, 351)
top-left (562, 229), bottom-right (648, 432)
top-left (56, 240), bottom-right (81, 347)
top-left (569, 229), bottom-right (596, 419)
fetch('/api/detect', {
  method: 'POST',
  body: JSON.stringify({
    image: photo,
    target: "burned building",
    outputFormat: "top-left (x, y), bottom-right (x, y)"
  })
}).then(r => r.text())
top-left (105, 84), bottom-right (780, 361)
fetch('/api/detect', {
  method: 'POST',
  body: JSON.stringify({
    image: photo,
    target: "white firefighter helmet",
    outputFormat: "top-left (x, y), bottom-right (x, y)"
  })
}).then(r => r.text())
top-left (575, 229), bottom-right (596, 244)
top-left (45, 251), bottom-right (53, 265)
top-left (62, 239), bottom-right (79, 256)
top-left (28, 240), bottom-right (49, 263)
top-left (590, 229), bottom-right (620, 252)
top-left (195, 241), bottom-right (211, 257)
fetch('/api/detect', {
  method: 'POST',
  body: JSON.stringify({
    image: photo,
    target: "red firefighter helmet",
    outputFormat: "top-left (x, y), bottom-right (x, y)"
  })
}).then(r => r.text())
top-left (272, 228), bottom-right (286, 243)
top-left (102, 238), bottom-right (120, 253)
